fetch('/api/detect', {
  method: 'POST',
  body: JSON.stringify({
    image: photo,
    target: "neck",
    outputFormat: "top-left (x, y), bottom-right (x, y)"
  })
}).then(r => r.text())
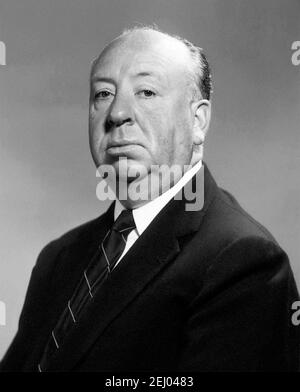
top-left (115, 159), bottom-right (202, 209)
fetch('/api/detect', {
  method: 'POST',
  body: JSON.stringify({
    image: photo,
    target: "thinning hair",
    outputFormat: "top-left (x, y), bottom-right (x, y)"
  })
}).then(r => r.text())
top-left (120, 24), bottom-right (213, 101)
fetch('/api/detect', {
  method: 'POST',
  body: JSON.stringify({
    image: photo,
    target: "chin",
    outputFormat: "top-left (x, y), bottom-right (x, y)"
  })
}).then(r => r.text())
top-left (110, 157), bottom-right (149, 181)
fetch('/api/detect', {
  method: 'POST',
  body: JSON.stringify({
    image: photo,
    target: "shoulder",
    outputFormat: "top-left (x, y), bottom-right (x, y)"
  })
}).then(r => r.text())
top-left (204, 181), bottom-right (279, 248)
top-left (194, 166), bottom-right (294, 285)
top-left (200, 163), bottom-right (279, 250)
top-left (198, 182), bottom-right (297, 297)
top-left (33, 210), bottom-right (109, 277)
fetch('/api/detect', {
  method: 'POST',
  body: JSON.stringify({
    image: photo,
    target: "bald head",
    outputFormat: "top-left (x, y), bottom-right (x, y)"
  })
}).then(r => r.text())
top-left (101, 29), bottom-right (192, 64)
top-left (91, 26), bottom-right (212, 100)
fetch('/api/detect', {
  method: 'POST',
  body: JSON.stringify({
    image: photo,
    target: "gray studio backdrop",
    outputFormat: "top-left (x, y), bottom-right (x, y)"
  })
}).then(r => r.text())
top-left (0, 0), bottom-right (299, 358)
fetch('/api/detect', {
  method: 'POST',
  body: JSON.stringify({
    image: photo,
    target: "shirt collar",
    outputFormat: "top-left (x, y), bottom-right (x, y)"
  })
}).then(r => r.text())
top-left (114, 160), bottom-right (202, 236)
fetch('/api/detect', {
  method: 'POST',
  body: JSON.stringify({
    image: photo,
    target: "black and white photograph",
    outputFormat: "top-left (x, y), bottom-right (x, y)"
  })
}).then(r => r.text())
top-left (0, 0), bottom-right (299, 375)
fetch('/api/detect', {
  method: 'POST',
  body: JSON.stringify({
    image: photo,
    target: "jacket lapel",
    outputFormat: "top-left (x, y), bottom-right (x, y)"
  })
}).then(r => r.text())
top-left (46, 164), bottom-right (216, 371)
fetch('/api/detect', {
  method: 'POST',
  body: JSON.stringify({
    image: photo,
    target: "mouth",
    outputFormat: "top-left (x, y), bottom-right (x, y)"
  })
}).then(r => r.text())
top-left (106, 141), bottom-right (142, 156)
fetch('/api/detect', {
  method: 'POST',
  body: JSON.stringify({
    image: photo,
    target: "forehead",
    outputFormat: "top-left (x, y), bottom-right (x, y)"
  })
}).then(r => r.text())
top-left (91, 31), bottom-right (193, 82)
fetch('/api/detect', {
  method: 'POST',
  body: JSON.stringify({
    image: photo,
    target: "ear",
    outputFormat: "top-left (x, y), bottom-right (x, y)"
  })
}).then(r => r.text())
top-left (190, 99), bottom-right (211, 164)
top-left (192, 99), bottom-right (211, 146)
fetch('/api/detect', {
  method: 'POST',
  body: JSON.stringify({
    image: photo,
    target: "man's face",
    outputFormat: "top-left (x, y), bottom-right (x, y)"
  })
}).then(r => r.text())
top-left (89, 31), bottom-right (197, 180)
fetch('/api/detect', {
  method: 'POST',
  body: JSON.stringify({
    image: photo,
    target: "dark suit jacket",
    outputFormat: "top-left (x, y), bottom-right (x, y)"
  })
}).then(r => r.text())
top-left (1, 164), bottom-right (299, 372)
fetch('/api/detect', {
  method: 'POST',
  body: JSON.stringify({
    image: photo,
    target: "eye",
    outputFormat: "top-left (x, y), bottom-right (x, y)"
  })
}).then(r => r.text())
top-left (94, 90), bottom-right (114, 100)
top-left (137, 89), bottom-right (156, 98)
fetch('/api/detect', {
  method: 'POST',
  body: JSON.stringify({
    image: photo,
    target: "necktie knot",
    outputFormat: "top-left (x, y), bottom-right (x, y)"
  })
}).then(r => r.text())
top-left (112, 209), bottom-right (135, 234)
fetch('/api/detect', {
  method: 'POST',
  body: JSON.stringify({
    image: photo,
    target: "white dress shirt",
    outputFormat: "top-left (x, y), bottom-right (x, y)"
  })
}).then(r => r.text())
top-left (113, 160), bottom-right (203, 268)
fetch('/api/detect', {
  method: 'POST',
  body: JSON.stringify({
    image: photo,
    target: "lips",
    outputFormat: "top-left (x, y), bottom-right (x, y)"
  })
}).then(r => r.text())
top-left (107, 140), bottom-right (141, 149)
top-left (106, 140), bottom-right (142, 156)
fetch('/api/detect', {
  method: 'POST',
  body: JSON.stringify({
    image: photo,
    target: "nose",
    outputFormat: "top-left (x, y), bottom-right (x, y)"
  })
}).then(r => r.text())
top-left (106, 92), bottom-right (134, 130)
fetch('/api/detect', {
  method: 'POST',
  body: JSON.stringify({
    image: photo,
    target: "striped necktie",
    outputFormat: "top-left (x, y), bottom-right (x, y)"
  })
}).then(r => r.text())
top-left (38, 209), bottom-right (135, 372)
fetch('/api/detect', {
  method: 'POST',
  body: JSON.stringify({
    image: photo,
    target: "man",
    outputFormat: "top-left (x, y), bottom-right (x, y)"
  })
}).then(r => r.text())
top-left (1, 26), bottom-right (299, 372)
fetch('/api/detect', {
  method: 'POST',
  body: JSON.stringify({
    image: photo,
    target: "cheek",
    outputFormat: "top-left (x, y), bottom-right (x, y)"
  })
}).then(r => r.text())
top-left (176, 116), bottom-right (193, 144)
top-left (135, 102), bottom-right (192, 160)
top-left (173, 100), bottom-right (194, 141)
top-left (89, 110), bottom-right (106, 146)
top-left (135, 105), bottom-right (169, 142)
